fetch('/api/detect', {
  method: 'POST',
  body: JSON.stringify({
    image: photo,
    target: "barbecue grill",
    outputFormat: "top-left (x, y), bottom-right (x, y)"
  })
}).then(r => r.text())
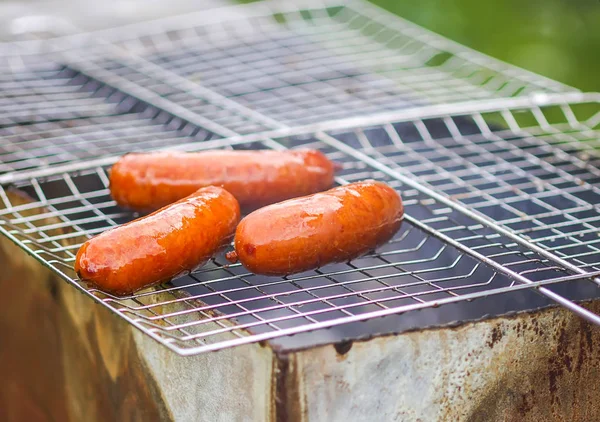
top-left (1, 0), bottom-right (600, 420)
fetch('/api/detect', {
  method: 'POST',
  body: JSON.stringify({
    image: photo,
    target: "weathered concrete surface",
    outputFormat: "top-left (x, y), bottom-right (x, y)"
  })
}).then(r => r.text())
top-left (292, 301), bottom-right (600, 422)
top-left (132, 330), bottom-right (272, 422)
top-left (0, 190), bottom-right (273, 422)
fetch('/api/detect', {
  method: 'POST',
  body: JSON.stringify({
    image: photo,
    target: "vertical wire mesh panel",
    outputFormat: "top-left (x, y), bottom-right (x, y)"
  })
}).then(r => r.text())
top-left (2, 98), bottom-right (600, 354)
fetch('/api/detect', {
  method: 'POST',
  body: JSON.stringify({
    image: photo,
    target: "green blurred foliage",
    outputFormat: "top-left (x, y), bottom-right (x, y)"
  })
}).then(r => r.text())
top-left (372, 0), bottom-right (600, 91)
top-left (241, 0), bottom-right (600, 91)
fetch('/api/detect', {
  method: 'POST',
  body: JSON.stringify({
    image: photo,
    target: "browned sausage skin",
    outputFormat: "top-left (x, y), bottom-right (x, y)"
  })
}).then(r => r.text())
top-left (75, 186), bottom-right (240, 296)
top-left (109, 149), bottom-right (336, 212)
top-left (230, 181), bottom-right (403, 276)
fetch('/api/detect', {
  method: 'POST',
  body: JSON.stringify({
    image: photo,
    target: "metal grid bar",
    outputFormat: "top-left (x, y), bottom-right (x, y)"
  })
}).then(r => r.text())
top-left (2, 98), bottom-right (600, 354)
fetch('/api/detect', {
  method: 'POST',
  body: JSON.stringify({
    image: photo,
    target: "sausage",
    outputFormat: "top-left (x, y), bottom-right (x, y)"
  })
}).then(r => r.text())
top-left (75, 186), bottom-right (240, 296)
top-left (109, 149), bottom-right (336, 212)
top-left (229, 181), bottom-right (403, 276)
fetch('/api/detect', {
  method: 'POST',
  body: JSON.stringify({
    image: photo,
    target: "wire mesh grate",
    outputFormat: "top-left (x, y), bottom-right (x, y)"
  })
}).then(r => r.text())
top-left (30, 0), bottom-right (574, 134)
top-left (0, 0), bottom-right (578, 176)
top-left (101, 0), bottom-right (573, 127)
top-left (0, 0), bottom-right (598, 355)
top-left (0, 62), bottom-right (119, 126)
top-left (315, 97), bottom-right (600, 277)
top-left (0, 64), bottom-right (224, 174)
top-left (2, 97), bottom-right (600, 354)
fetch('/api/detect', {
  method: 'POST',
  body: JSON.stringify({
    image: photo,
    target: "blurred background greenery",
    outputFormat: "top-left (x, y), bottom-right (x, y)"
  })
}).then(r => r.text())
top-left (240, 0), bottom-right (600, 92)
top-left (372, 0), bottom-right (600, 92)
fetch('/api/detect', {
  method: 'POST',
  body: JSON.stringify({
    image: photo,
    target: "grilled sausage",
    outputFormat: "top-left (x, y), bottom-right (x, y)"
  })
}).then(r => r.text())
top-left (229, 181), bottom-right (403, 276)
top-left (109, 149), bottom-right (336, 212)
top-left (75, 186), bottom-right (240, 296)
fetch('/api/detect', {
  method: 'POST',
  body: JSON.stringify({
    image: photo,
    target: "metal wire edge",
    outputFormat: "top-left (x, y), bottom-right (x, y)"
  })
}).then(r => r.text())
top-left (2, 219), bottom-right (599, 356)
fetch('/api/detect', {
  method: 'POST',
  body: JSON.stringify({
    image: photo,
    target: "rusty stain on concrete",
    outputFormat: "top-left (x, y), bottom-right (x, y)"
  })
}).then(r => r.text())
top-left (334, 340), bottom-right (353, 358)
top-left (273, 351), bottom-right (307, 422)
top-left (486, 324), bottom-right (504, 348)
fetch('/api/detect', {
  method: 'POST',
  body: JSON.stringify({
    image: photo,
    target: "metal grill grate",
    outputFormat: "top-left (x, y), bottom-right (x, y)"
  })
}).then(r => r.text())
top-left (13, 0), bottom-right (572, 135)
top-left (0, 64), bottom-right (225, 174)
top-left (1, 0), bottom-right (598, 355)
top-left (2, 95), bottom-right (600, 354)
top-left (0, 62), bottom-right (119, 126)
top-left (318, 97), bottom-right (600, 278)
top-left (0, 0), bottom-right (577, 176)
top-left (91, 0), bottom-right (574, 127)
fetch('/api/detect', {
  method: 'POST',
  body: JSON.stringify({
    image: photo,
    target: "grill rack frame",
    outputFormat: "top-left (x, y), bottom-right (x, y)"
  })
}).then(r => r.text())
top-left (2, 93), bottom-right (600, 355)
